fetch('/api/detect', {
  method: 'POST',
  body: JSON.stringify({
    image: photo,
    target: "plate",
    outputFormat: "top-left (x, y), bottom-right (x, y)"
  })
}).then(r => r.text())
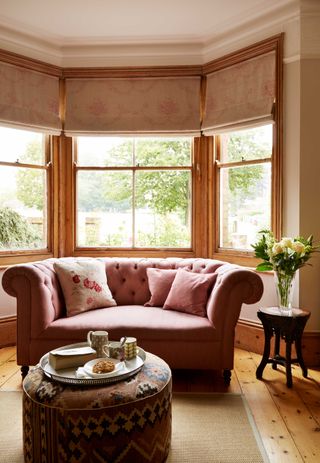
top-left (83, 358), bottom-right (124, 378)
top-left (39, 342), bottom-right (146, 386)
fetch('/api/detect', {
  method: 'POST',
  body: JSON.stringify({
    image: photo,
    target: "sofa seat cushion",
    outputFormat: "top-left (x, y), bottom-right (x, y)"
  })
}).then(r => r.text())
top-left (41, 306), bottom-right (219, 343)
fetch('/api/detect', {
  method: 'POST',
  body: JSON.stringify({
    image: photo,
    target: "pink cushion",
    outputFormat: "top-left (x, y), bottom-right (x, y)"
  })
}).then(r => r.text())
top-left (144, 268), bottom-right (178, 307)
top-left (54, 260), bottom-right (116, 317)
top-left (163, 268), bottom-right (217, 317)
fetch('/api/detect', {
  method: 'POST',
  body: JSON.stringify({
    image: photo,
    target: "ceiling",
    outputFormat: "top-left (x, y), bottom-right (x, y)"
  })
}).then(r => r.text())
top-left (0, 0), bottom-right (298, 66)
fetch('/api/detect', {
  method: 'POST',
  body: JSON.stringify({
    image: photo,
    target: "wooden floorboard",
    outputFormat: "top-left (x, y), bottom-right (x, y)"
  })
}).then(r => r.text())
top-left (0, 345), bottom-right (319, 461)
top-left (234, 349), bottom-right (304, 462)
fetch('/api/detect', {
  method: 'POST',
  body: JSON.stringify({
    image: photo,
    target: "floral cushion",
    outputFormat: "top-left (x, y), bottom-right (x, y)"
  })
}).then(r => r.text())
top-left (163, 268), bottom-right (217, 317)
top-left (54, 260), bottom-right (116, 317)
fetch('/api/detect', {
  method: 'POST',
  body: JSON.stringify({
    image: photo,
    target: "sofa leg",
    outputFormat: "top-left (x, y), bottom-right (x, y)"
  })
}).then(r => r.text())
top-left (223, 369), bottom-right (231, 385)
top-left (21, 366), bottom-right (29, 379)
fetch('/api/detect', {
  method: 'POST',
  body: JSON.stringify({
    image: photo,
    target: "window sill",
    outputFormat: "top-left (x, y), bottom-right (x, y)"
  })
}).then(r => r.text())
top-left (0, 250), bottom-right (54, 268)
top-left (73, 248), bottom-right (197, 259)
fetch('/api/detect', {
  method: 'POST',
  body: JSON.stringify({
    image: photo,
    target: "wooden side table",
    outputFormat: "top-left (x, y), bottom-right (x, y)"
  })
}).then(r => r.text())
top-left (256, 307), bottom-right (310, 388)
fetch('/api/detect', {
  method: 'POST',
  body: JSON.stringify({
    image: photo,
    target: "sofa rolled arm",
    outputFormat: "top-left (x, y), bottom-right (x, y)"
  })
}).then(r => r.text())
top-left (206, 266), bottom-right (263, 330)
top-left (2, 261), bottom-right (64, 337)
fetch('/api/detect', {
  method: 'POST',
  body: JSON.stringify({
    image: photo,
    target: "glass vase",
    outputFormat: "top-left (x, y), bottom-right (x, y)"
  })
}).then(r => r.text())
top-left (274, 270), bottom-right (296, 315)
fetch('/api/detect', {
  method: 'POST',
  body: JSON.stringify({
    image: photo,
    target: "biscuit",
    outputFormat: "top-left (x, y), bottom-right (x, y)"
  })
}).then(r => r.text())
top-left (92, 359), bottom-right (115, 374)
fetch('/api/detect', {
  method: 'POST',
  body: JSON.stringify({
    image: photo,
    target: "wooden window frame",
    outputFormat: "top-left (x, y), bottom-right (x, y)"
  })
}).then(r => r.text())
top-left (212, 126), bottom-right (273, 262)
top-left (0, 132), bottom-right (57, 267)
top-left (65, 136), bottom-right (206, 259)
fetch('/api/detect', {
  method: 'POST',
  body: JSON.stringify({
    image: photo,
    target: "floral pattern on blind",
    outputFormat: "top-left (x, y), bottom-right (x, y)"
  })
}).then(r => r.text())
top-left (202, 52), bottom-right (276, 132)
top-left (65, 77), bottom-right (201, 134)
top-left (0, 61), bottom-right (61, 133)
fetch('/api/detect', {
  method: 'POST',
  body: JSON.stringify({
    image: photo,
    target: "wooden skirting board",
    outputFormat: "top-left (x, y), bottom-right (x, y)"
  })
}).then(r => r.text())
top-left (235, 319), bottom-right (320, 367)
top-left (0, 316), bottom-right (319, 367)
top-left (0, 316), bottom-right (16, 348)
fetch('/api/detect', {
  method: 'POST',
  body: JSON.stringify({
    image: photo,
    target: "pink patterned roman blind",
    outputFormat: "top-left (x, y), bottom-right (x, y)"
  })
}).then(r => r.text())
top-left (202, 52), bottom-right (276, 134)
top-left (64, 76), bottom-right (201, 135)
top-left (0, 61), bottom-right (61, 134)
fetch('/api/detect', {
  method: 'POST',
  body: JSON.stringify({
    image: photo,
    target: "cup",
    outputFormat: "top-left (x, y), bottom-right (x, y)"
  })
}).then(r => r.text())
top-left (87, 330), bottom-right (109, 358)
top-left (124, 337), bottom-right (137, 360)
top-left (103, 341), bottom-right (125, 361)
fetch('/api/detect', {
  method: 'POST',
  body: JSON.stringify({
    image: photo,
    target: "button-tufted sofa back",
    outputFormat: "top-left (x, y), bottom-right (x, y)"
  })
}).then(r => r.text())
top-left (100, 257), bottom-right (224, 306)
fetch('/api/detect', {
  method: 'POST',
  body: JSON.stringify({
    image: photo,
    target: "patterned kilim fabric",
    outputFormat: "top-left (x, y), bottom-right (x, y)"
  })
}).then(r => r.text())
top-left (23, 353), bottom-right (172, 463)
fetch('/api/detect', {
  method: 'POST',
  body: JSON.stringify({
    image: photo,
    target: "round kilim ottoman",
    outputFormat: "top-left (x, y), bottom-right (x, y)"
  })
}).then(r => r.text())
top-left (23, 352), bottom-right (172, 463)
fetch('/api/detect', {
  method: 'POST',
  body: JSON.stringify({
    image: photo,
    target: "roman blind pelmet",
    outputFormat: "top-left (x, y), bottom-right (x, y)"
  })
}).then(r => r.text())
top-left (64, 76), bottom-right (201, 136)
top-left (202, 52), bottom-right (276, 134)
top-left (0, 61), bottom-right (61, 134)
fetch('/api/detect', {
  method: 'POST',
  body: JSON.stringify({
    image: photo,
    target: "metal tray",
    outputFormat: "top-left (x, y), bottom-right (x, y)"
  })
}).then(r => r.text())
top-left (39, 342), bottom-right (146, 386)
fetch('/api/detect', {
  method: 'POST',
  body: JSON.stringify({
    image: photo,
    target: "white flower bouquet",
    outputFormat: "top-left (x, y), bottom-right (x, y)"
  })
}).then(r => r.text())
top-left (252, 230), bottom-right (317, 312)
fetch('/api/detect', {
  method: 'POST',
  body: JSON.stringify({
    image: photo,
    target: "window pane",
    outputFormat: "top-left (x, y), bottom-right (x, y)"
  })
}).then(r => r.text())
top-left (219, 163), bottom-right (271, 250)
top-left (0, 126), bottom-right (45, 164)
top-left (135, 138), bottom-right (191, 166)
top-left (220, 124), bottom-right (272, 162)
top-left (135, 170), bottom-right (191, 247)
top-left (0, 166), bottom-right (47, 250)
top-left (76, 171), bottom-right (133, 247)
top-left (77, 137), bottom-right (133, 166)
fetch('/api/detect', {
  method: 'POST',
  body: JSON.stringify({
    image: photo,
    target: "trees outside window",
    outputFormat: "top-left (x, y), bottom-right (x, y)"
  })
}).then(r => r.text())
top-left (76, 137), bottom-right (192, 248)
top-left (216, 124), bottom-right (273, 251)
top-left (0, 126), bottom-right (48, 251)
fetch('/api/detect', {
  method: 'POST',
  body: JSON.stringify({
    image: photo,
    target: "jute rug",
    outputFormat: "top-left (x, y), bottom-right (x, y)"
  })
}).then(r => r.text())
top-left (0, 391), bottom-right (268, 463)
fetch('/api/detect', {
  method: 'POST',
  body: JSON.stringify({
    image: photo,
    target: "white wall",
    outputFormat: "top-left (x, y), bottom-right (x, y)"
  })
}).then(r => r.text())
top-left (241, 272), bottom-right (278, 322)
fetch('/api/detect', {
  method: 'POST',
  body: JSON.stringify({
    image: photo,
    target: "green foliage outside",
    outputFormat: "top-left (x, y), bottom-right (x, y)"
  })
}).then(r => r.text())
top-left (78, 138), bottom-right (191, 214)
top-left (77, 134), bottom-right (269, 247)
top-left (0, 139), bottom-right (45, 249)
top-left (76, 138), bottom-right (191, 247)
top-left (226, 128), bottom-right (270, 205)
top-left (136, 216), bottom-right (190, 247)
top-left (220, 127), bottom-right (272, 249)
top-left (16, 140), bottom-right (45, 211)
top-left (0, 207), bottom-right (40, 250)
top-left (13, 134), bottom-right (268, 248)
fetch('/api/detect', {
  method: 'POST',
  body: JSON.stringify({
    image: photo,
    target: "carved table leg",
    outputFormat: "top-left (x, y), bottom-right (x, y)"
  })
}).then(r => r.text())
top-left (256, 325), bottom-right (272, 380)
top-left (295, 337), bottom-right (308, 378)
top-left (272, 329), bottom-right (281, 370)
top-left (285, 340), bottom-right (293, 388)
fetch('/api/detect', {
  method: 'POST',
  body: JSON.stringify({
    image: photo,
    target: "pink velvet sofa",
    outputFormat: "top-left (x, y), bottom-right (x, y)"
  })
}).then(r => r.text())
top-left (2, 257), bottom-right (263, 382)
